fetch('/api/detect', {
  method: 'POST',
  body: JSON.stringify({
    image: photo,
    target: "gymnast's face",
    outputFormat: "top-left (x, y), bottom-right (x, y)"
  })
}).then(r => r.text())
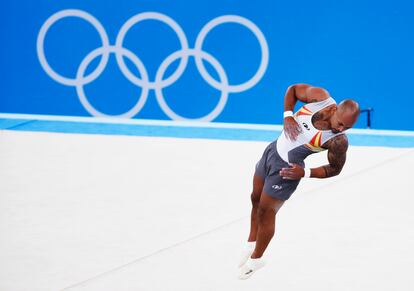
top-left (331, 106), bottom-right (359, 133)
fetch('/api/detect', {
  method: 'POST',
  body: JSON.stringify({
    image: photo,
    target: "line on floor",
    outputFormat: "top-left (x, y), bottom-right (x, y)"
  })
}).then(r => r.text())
top-left (60, 148), bottom-right (414, 290)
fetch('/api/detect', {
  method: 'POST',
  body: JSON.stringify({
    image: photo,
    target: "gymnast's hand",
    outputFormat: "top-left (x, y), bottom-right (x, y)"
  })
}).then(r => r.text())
top-left (284, 116), bottom-right (301, 141)
top-left (279, 163), bottom-right (304, 180)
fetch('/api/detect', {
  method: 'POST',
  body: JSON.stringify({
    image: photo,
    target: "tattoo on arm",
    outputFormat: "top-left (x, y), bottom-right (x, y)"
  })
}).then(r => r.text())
top-left (324, 135), bottom-right (349, 177)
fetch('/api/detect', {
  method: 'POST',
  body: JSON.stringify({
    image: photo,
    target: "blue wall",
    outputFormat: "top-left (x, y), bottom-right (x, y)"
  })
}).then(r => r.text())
top-left (1, 0), bottom-right (413, 130)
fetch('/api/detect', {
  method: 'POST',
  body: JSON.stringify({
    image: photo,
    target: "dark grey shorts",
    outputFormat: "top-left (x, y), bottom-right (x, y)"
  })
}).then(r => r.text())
top-left (255, 140), bottom-right (303, 201)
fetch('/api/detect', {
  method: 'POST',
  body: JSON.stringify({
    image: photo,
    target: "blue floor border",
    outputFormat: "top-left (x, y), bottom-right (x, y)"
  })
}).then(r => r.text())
top-left (1, 116), bottom-right (414, 148)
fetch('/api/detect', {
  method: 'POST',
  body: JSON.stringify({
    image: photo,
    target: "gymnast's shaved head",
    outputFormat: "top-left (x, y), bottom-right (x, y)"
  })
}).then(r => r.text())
top-left (330, 99), bottom-right (360, 133)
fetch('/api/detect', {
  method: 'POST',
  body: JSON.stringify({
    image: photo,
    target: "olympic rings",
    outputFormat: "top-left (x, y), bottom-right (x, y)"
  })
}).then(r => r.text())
top-left (37, 9), bottom-right (269, 121)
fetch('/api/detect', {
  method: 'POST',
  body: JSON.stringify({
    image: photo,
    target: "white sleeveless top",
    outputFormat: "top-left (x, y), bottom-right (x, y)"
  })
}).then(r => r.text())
top-left (276, 97), bottom-right (344, 163)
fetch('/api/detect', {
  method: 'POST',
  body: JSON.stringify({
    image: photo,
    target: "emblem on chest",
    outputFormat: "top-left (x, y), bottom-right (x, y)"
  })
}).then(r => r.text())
top-left (302, 122), bottom-right (310, 130)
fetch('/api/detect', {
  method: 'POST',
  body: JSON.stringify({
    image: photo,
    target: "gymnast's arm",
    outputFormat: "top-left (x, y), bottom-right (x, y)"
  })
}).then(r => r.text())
top-left (283, 83), bottom-right (330, 141)
top-left (284, 83), bottom-right (330, 111)
top-left (279, 134), bottom-right (348, 180)
top-left (311, 134), bottom-right (349, 178)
